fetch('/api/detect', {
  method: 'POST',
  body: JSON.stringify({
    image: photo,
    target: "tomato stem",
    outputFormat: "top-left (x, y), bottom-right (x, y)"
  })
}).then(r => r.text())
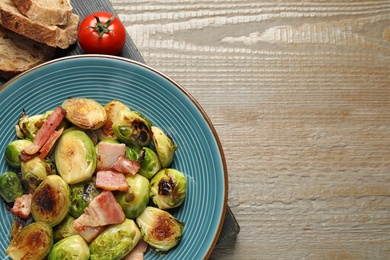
top-left (86, 15), bottom-right (116, 38)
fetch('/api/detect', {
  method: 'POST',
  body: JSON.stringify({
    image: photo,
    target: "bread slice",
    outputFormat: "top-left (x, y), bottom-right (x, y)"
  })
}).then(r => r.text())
top-left (0, 25), bottom-right (55, 79)
top-left (0, 0), bottom-right (79, 49)
top-left (12, 0), bottom-right (73, 26)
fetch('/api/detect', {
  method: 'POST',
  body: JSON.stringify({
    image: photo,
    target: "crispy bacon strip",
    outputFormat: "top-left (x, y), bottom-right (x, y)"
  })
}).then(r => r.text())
top-left (39, 127), bottom-right (64, 159)
top-left (73, 191), bottom-right (125, 228)
top-left (112, 155), bottom-right (140, 175)
top-left (123, 239), bottom-right (148, 260)
top-left (95, 170), bottom-right (129, 192)
top-left (96, 142), bottom-right (126, 170)
top-left (22, 106), bottom-right (66, 155)
top-left (10, 194), bottom-right (32, 219)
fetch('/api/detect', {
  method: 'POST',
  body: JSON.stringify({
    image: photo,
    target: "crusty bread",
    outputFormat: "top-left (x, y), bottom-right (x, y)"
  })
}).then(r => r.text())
top-left (0, 25), bottom-right (55, 79)
top-left (0, 0), bottom-right (79, 49)
top-left (12, 0), bottom-right (73, 26)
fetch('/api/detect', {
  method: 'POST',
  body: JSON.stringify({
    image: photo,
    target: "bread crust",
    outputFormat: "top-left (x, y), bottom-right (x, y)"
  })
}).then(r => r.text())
top-left (0, 0), bottom-right (79, 49)
top-left (13, 0), bottom-right (73, 26)
top-left (0, 26), bottom-right (55, 79)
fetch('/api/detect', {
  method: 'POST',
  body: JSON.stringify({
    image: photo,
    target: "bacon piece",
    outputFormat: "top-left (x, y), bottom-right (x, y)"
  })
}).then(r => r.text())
top-left (73, 224), bottom-right (107, 243)
top-left (22, 106), bottom-right (66, 155)
top-left (111, 155), bottom-right (140, 175)
top-left (39, 127), bottom-right (64, 159)
top-left (73, 191), bottom-right (125, 228)
top-left (123, 239), bottom-right (148, 260)
top-left (10, 194), bottom-right (32, 219)
top-left (96, 142), bottom-right (126, 170)
top-left (95, 170), bottom-right (129, 192)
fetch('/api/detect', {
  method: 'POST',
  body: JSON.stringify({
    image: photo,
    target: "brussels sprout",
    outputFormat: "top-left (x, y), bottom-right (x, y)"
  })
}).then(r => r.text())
top-left (89, 218), bottom-right (141, 260)
top-left (53, 215), bottom-right (78, 242)
top-left (115, 174), bottom-right (150, 219)
top-left (55, 129), bottom-right (97, 184)
top-left (15, 110), bottom-right (51, 140)
top-left (69, 177), bottom-right (101, 218)
top-left (112, 110), bottom-right (152, 149)
top-left (31, 175), bottom-right (70, 227)
top-left (138, 147), bottom-right (162, 179)
top-left (48, 235), bottom-right (90, 260)
top-left (62, 97), bottom-right (107, 130)
top-left (0, 171), bottom-right (23, 203)
top-left (126, 146), bottom-right (140, 161)
top-left (150, 168), bottom-right (186, 209)
top-left (6, 222), bottom-right (53, 260)
top-left (10, 216), bottom-right (34, 239)
top-left (4, 139), bottom-right (33, 168)
top-left (136, 206), bottom-right (184, 251)
top-left (21, 156), bottom-right (56, 194)
top-left (151, 126), bottom-right (178, 168)
top-left (96, 100), bottom-right (131, 141)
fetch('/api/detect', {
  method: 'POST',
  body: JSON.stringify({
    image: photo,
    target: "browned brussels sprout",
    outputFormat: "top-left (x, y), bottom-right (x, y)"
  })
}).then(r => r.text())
top-left (6, 222), bottom-right (53, 260)
top-left (136, 206), bottom-right (184, 252)
top-left (150, 168), bottom-right (187, 209)
top-left (31, 175), bottom-right (70, 227)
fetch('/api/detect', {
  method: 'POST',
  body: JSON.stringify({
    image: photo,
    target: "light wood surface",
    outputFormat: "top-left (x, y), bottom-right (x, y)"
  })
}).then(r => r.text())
top-left (111, 0), bottom-right (390, 259)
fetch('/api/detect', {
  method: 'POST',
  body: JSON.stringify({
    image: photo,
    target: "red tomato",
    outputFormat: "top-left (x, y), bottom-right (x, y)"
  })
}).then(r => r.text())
top-left (78, 12), bottom-right (126, 55)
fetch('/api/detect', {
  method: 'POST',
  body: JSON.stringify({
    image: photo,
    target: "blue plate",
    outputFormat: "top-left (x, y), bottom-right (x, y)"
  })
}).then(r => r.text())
top-left (0, 55), bottom-right (228, 259)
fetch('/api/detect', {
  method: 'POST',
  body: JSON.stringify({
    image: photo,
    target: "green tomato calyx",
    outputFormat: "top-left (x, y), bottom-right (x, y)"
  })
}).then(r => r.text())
top-left (87, 15), bottom-right (116, 38)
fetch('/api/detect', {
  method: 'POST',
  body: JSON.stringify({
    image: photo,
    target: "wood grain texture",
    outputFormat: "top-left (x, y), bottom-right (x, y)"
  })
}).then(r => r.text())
top-left (110, 0), bottom-right (390, 259)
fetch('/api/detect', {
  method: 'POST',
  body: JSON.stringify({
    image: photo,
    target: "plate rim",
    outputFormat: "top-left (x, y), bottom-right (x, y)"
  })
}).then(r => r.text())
top-left (0, 54), bottom-right (228, 259)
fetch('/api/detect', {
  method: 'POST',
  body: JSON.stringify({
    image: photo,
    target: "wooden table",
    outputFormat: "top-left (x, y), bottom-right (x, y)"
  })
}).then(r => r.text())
top-left (111, 0), bottom-right (390, 259)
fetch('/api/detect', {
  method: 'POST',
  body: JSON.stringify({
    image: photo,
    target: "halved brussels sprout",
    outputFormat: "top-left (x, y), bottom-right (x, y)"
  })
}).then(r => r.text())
top-left (138, 147), bottom-right (162, 179)
top-left (6, 222), bottom-right (53, 260)
top-left (89, 219), bottom-right (141, 260)
top-left (69, 177), bottom-right (101, 218)
top-left (4, 139), bottom-right (33, 168)
top-left (115, 174), bottom-right (150, 219)
top-left (112, 110), bottom-right (152, 149)
top-left (136, 206), bottom-right (184, 252)
top-left (126, 146), bottom-right (140, 162)
top-left (151, 126), bottom-right (178, 168)
top-left (62, 97), bottom-right (107, 130)
top-left (96, 100), bottom-right (131, 141)
top-left (55, 129), bottom-right (97, 184)
top-left (53, 215), bottom-right (78, 242)
top-left (15, 110), bottom-right (51, 140)
top-left (150, 168), bottom-right (186, 209)
top-left (48, 235), bottom-right (90, 260)
top-left (21, 156), bottom-right (56, 194)
top-left (0, 171), bottom-right (23, 203)
top-left (31, 175), bottom-right (70, 227)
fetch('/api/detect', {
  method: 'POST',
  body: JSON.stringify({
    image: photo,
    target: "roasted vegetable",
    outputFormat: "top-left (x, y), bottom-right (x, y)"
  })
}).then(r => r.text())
top-left (55, 129), bottom-right (97, 184)
top-left (31, 175), bottom-right (70, 227)
top-left (150, 168), bottom-right (186, 209)
top-left (96, 99), bottom-right (131, 140)
top-left (136, 206), bottom-right (184, 251)
top-left (69, 177), bottom-right (101, 218)
top-left (137, 147), bottom-right (161, 179)
top-left (115, 174), bottom-right (150, 219)
top-left (89, 219), bottom-right (141, 260)
top-left (48, 234), bottom-right (90, 260)
top-left (151, 126), bottom-right (178, 168)
top-left (53, 215), bottom-right (78, 242)
top-left (21, 156), bottom-right (56, 194)
top-left (0, 171), bottom-right (23, 203)
top-left (15, 111), bottom-right (52, 140)
top-left (62, 97), bottom-right (107, 130)
top-left (6, 222), bottom-right (53, 260)
top-left (112, 110), bottom-right (152, 149)
top-left (4, 139), bottom-right (33, 168)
